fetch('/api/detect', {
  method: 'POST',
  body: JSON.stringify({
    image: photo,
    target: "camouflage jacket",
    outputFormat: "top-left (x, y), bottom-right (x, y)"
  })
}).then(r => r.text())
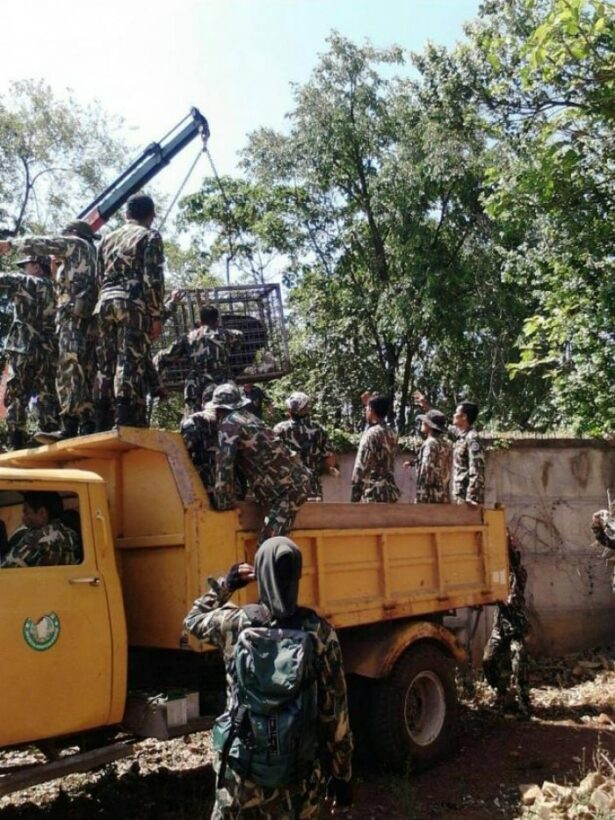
top-left (158, 325), bottom-right (243, 386)
top-left (452, 427), bottom-right (485, 504)
top-left (0, 272), bottom-right (55, 355)
top-left (214, 409), bottom-right (310, 510)
top-left (12, 235), bottom-right (96, 320)
top-left (351, 422), bottom-right (400, 503)
top-left (184, 581), bottom-right (353, 782)
top-left (273, 417), bottom-right (332, 497)
top-left (497, 548), bottom-right (529, 637)
top-left (416, 436), bottom-right (452, 503)
top-left (181, 411), bottom-right (219, 491)
top-left (95, 221), bottom-right (164, 318)
top-left (592, 510), bottom-right (615, 551)
top-left (2, 519), bottom-right (79, 568)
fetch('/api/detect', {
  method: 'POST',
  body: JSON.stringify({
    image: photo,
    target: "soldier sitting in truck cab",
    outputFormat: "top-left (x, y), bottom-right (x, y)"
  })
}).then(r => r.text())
top-left (1, 492), bottom-right (80, 568)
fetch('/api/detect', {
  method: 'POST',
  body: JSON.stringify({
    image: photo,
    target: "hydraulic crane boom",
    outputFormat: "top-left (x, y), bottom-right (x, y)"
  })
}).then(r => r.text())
top-left (78, 107), bottom-right (209, 231)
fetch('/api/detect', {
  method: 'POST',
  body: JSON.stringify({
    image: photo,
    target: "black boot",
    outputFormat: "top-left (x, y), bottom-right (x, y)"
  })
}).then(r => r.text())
top-left (115, 402), bottom-right (133, 428)
top-left (95, 400), bottom-right (113, 433)
top-left (34, 416), bottom-right (79, 445)
top-left (79, 420), bottom-right (96, 436)
top-left (8, 430), bottom-right (25, 451)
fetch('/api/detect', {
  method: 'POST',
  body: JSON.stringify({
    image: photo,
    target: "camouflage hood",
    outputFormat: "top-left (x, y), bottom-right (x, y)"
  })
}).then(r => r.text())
top-left (255, 537), bottom-right (303, 620)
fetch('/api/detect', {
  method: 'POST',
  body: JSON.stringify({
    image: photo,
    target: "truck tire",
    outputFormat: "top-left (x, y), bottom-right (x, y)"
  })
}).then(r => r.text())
top-left (369, 644), bottom-right (458, 771)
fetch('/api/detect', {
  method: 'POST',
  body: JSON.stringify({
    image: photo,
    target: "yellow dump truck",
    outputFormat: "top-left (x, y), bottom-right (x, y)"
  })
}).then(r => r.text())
top-left (0, 429), bottom-right (508, 793)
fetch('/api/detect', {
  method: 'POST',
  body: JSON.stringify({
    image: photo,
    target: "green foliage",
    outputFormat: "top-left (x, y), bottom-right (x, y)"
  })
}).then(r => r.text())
top-left (0, 79), bottom-right (129, 236)
top-left (179, 7), bottom-right (613, 436)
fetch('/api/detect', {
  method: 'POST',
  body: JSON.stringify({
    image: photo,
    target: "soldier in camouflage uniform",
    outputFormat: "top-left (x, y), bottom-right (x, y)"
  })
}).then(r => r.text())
top-left (0, 257), bottom-right (60, 449)
top-left (273, 392), bottom-right (335, 499)
top-left (94, 194), bottom-right (164, 428)
top-left (592, 506), bottom-right (615, 593)
top-left (351, 395), bottom-right (400, 503)
top-left (414, 409), bottom-right (452, 503)
top-left (212, 384), bottom-right (311, 545)
top-left (483, 533), bottom-right (531, 719)
top-left (243, 383), bottom-right (271, 420)
top-left (451, 401), bottom-right (485, 504)
top-left (412, 394), bottom-right (485, 505)
top-left (1, 491), bottom-right (79, 567)
top-left (183, 536), bottom-right (353, 818)
top-left (156, 305), bottom-right (243, 415)
top-left (5, 221), bottom-right (99, 439)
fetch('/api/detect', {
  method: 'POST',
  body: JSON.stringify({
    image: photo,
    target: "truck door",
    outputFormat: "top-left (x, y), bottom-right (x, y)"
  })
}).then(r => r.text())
top-left (0, 485), bottom-right (114, 747)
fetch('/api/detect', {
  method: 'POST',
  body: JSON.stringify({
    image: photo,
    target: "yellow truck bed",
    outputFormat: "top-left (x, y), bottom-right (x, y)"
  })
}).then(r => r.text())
top-left (0, 428), bottom-right (508, 651)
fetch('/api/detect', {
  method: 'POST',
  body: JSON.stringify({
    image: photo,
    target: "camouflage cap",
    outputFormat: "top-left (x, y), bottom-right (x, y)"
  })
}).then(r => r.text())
top-left (63, 219), bottom-right (100, 241)
top-left (16, 255), bottom-right (51, 275)
top-left (287, 391), bottom-right (311, 416)
top-left (418, 409), bottom-right (447, 433)
top-left (211, 382), bottom-right (251, 411)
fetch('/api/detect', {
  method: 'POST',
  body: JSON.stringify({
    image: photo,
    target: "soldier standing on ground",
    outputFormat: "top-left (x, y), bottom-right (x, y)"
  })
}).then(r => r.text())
top-left (414, 393), bottom-right (485, 505)
top-left (93, 194), bottom-right (165, 429)
top-left (274, 391), bottom-right (336, 500)
top-left (351, 395), bottom-right (400, 503)
top-left (212, 383), bottom-right (311, 545)
top-left (408, 409), bottom-right (452, 503)
top-left (1, 220), bottom-right (99, 439)
top-left (183, 537), bottom-right (353, 818)
top-left (0, 256), bottom-right (59, 449)
top-left (242, 382), bottom-right (271, 420)
top-left (592, 501), bottom-right (615, 592)
top-left (483, 533), bottom-right (531, 719)
top-left (2, 491), bottom-right (79, 567)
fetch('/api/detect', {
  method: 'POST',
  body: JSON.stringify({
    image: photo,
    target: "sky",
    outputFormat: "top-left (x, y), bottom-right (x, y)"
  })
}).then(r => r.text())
top-left (0, 0), bottom-right (481, 209)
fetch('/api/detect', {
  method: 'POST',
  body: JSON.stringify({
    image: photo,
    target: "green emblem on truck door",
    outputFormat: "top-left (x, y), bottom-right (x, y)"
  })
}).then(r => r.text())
top-left (23, 612), bottom-right (61, 651)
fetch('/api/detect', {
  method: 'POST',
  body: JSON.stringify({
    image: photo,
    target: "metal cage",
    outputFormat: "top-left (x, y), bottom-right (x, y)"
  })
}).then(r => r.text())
top-left (153, 284), bottom-right (290, 390)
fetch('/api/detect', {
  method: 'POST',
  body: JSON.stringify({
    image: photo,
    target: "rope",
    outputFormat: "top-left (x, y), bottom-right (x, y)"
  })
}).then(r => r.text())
top-left (158, 148), bottom-right (204, 230)
top-left (204, 147), bottom-right (262, 285)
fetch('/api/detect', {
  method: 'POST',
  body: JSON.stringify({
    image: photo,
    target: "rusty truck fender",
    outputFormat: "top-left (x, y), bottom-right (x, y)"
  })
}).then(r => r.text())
top-left (339, 619), bottom-right (466, 679)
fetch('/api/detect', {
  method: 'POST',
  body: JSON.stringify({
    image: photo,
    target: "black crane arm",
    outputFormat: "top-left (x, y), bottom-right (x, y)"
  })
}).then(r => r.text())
top-left (78, 107), bottom-right (209, 231)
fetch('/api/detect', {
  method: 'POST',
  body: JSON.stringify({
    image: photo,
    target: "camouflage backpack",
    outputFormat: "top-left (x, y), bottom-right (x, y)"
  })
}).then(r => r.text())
top-left (213, 605), bottom-right (319, 789)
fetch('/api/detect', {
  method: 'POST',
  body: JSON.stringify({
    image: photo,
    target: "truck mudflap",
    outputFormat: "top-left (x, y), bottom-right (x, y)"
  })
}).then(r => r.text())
top-left (339, 618), bottom-right (466, 679)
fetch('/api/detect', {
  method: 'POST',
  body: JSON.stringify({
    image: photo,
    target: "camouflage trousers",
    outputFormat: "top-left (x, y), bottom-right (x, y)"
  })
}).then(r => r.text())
top-left (483, 611), bottom-right (530, 710)
top-left (212, 760), bottom-right (323, 819)
top-left (357, 477), bottom-right (400, 504)
top-left (94, 300), bottom-right (149, 416)
top-left (256, 469), bottom-right (310, 546)
top-left (184, 372), bottom-right (215, 415)
top-left (4, 351), bottom-right (60, 434)
top-left (56, 316), bottom-right (95, 423)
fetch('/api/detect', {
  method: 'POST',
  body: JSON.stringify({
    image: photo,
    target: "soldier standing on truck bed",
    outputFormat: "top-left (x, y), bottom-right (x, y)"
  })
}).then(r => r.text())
top-left (0, 257), bottom-right (60, 450)
top-left (407, 409), bottom-right (452, 503)
top-left (183, 536), bottom-right (353, 818)
top-left (351, 395), bottom-right (400, 503)
top-left (273, 391), bottom-right (336, 500)
top-left (211, 383), bottom-right (311, 544)
top-left (482, 533), bottom-right (531, 719)
top-left (155, 305), bottom-right (243, 415)
top-left (1, 220), bottom-right (99, 440)
top-left (413, 393), bottom-right (485, 505)
top-left (93, 194), bottom-right (165, 429)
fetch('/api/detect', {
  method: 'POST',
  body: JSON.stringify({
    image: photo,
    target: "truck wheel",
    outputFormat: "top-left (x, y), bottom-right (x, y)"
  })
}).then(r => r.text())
top-left (369, 644), bottom-right (458, 771)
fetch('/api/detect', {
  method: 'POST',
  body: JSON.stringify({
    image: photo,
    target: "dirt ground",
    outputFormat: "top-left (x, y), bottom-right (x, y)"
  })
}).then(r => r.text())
top-left (1, 649), bottom-right (613, 820)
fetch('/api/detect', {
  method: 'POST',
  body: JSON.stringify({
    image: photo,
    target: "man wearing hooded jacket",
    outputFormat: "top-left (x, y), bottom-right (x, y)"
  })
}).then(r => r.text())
top-left (184, 537), bottom-right (353, 819)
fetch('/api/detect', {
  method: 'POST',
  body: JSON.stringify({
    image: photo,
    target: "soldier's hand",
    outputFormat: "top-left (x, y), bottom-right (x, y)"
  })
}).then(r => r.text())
top-left (412, 390), bottom-right (430, 411)
top-left (0, 241), bottom-right (11, 255)
top-left (225, 562), bottom-right (255, 591)
top-left (170, 289), bottom-right (183, 303)
top-left (150, 319), bottom-right (163, 340)
top-left (403, 459), bottom-right (413, 470)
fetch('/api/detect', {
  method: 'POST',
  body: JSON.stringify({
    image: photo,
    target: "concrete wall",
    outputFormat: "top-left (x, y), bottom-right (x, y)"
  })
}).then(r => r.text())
top-left (321, 438), bottom-right (615, 656)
